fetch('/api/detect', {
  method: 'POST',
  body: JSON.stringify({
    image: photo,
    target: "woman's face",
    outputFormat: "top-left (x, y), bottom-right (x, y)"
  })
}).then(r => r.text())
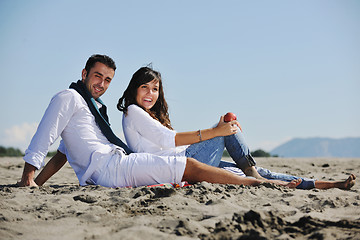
top-left (136, 79), bottom-right (159, 110)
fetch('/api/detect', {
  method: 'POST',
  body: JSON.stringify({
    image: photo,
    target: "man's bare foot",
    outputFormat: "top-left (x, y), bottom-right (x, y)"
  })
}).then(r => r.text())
top-left (339, 174), bottom-right (356, 190)
top-left (16, 179), bottom-right (38, 187)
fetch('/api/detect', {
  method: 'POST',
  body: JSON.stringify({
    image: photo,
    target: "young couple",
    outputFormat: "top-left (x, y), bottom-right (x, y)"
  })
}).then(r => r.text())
top-left (18, 55), bottom-right (356, 190)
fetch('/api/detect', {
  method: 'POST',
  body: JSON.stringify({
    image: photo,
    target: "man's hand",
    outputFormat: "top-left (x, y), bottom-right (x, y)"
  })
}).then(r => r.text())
top-left (16, 178), bottom-right (38, 187)
top-left (16, 162), bottom-right (38, 187)
top-left (35, 151), bottom-right (67, 186)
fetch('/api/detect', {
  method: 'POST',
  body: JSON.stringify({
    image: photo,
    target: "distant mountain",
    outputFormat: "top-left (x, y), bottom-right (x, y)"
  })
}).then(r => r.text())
top-left (270, 137), bottom-right (360, 157)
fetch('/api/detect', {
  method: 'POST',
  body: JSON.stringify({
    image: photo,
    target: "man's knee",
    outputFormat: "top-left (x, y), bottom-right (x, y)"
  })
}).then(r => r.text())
top-left (183, 157), bottom-right (196, 175)
top-left (182, 158), bottom-right (203, 182)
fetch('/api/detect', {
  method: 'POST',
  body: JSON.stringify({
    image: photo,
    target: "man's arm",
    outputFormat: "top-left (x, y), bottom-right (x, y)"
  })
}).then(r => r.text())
top-left (20, 90), bottom-right (76, 187)
top-left (17, 162), bottom-right (38, 187)
top-left (35, 151), bottom-right (67, 186)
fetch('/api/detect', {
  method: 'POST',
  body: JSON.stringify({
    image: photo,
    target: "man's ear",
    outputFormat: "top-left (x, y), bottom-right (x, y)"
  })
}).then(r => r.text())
top-left (81, 69), bottom-right (87, 81)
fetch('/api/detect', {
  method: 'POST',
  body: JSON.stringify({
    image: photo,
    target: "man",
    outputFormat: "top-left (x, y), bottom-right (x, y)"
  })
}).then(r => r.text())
top-left (18, 54), bottom-right (300, 188)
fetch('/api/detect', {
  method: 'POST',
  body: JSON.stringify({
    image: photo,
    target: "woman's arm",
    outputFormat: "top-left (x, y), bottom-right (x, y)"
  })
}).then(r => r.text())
top-left (175, 116), bottom-right (241, 146)
top-left (125, 105), bottom-right (242, 149)
top-left (34, 151), bottom-right (67, 186)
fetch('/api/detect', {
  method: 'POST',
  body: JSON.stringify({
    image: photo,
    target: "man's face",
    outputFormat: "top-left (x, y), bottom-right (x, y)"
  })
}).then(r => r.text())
top-left (82, 62), bottom-right (115, 99)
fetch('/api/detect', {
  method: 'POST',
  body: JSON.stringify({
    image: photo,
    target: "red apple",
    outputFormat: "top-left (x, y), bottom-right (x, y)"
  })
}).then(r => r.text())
top-left (224, 112), bottom-right (237, 122)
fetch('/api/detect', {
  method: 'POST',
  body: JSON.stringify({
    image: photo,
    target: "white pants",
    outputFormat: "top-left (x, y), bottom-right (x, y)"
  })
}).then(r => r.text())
top-left (90, 150), bottom-right (187, 188)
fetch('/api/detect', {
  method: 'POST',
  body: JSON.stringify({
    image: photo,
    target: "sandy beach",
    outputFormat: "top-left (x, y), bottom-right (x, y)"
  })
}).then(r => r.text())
top-left (1, 157), bottom-right (359, 239)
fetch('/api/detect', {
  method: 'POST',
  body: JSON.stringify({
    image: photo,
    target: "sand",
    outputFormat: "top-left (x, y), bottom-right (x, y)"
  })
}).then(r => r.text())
top-left (1, 157), bottom-right (359, 239)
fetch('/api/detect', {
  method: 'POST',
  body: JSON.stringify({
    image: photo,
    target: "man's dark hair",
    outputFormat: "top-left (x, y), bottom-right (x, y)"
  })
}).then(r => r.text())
top-left (84, 54), bottom-right (116, 76)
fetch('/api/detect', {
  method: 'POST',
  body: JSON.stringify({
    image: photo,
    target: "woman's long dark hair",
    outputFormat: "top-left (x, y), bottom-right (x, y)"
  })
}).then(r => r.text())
top-left (117, 67), bottom-right (173, 130)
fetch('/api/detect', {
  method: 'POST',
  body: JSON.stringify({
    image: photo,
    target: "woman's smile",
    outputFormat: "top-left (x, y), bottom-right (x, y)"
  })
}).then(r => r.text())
top-left (136, 80), bottom-right (159, 110)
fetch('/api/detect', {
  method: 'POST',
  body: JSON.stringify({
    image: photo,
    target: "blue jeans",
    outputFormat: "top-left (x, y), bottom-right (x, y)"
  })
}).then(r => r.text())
top-left (185, 129), bottom-right (256, 169)
top-left (185, 129), bottom-right (315, 189)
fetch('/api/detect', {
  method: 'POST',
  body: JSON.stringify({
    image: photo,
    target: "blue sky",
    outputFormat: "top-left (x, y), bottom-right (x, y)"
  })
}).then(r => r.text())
top-left (0, 0), bottom-right (359, 152)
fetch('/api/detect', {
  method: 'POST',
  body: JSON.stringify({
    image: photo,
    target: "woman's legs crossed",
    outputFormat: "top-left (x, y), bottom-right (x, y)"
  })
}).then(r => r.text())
top-left (256, 167), bottom-right (316, 189)
top-left (185, 137), bottom-right (225, 167)
top-left (182, 158), bottom-right (301, 188)
top-left (224, 130), bottom-right (265, 179)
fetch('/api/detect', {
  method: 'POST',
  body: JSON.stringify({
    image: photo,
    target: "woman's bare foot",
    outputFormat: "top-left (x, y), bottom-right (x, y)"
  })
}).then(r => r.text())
top-left (286, 178), bottom-right (302, 188)
top-left (242, 166), bottom-right (302, 188)
top-left (266, 178), bottom-right (302, 188)
top-left (243, 166), bottom-right (267, 180)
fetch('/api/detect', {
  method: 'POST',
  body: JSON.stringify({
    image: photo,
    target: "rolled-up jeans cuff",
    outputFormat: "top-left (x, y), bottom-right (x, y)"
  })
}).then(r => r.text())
top-left (236, 154), bottom-right (256, 170)
top-left (296, 178), bottom-right (316, 190)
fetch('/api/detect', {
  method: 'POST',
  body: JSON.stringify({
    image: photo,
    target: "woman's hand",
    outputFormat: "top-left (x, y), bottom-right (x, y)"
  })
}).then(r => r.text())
top-left (176, 115), bottom-right (243, 146)
top-left (214, 115), bottom-right (242, 137)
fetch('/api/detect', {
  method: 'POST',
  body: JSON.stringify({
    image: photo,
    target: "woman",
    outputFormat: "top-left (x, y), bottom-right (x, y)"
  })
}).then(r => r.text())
top-left (117, 66), bottom-right (355, 190)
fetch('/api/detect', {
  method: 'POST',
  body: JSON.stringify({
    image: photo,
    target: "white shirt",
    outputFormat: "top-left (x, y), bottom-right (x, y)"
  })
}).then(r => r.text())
top-left (122, 104), bottom-right (188, 157)
top-left (24, 89), bottom-right (122, 185)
